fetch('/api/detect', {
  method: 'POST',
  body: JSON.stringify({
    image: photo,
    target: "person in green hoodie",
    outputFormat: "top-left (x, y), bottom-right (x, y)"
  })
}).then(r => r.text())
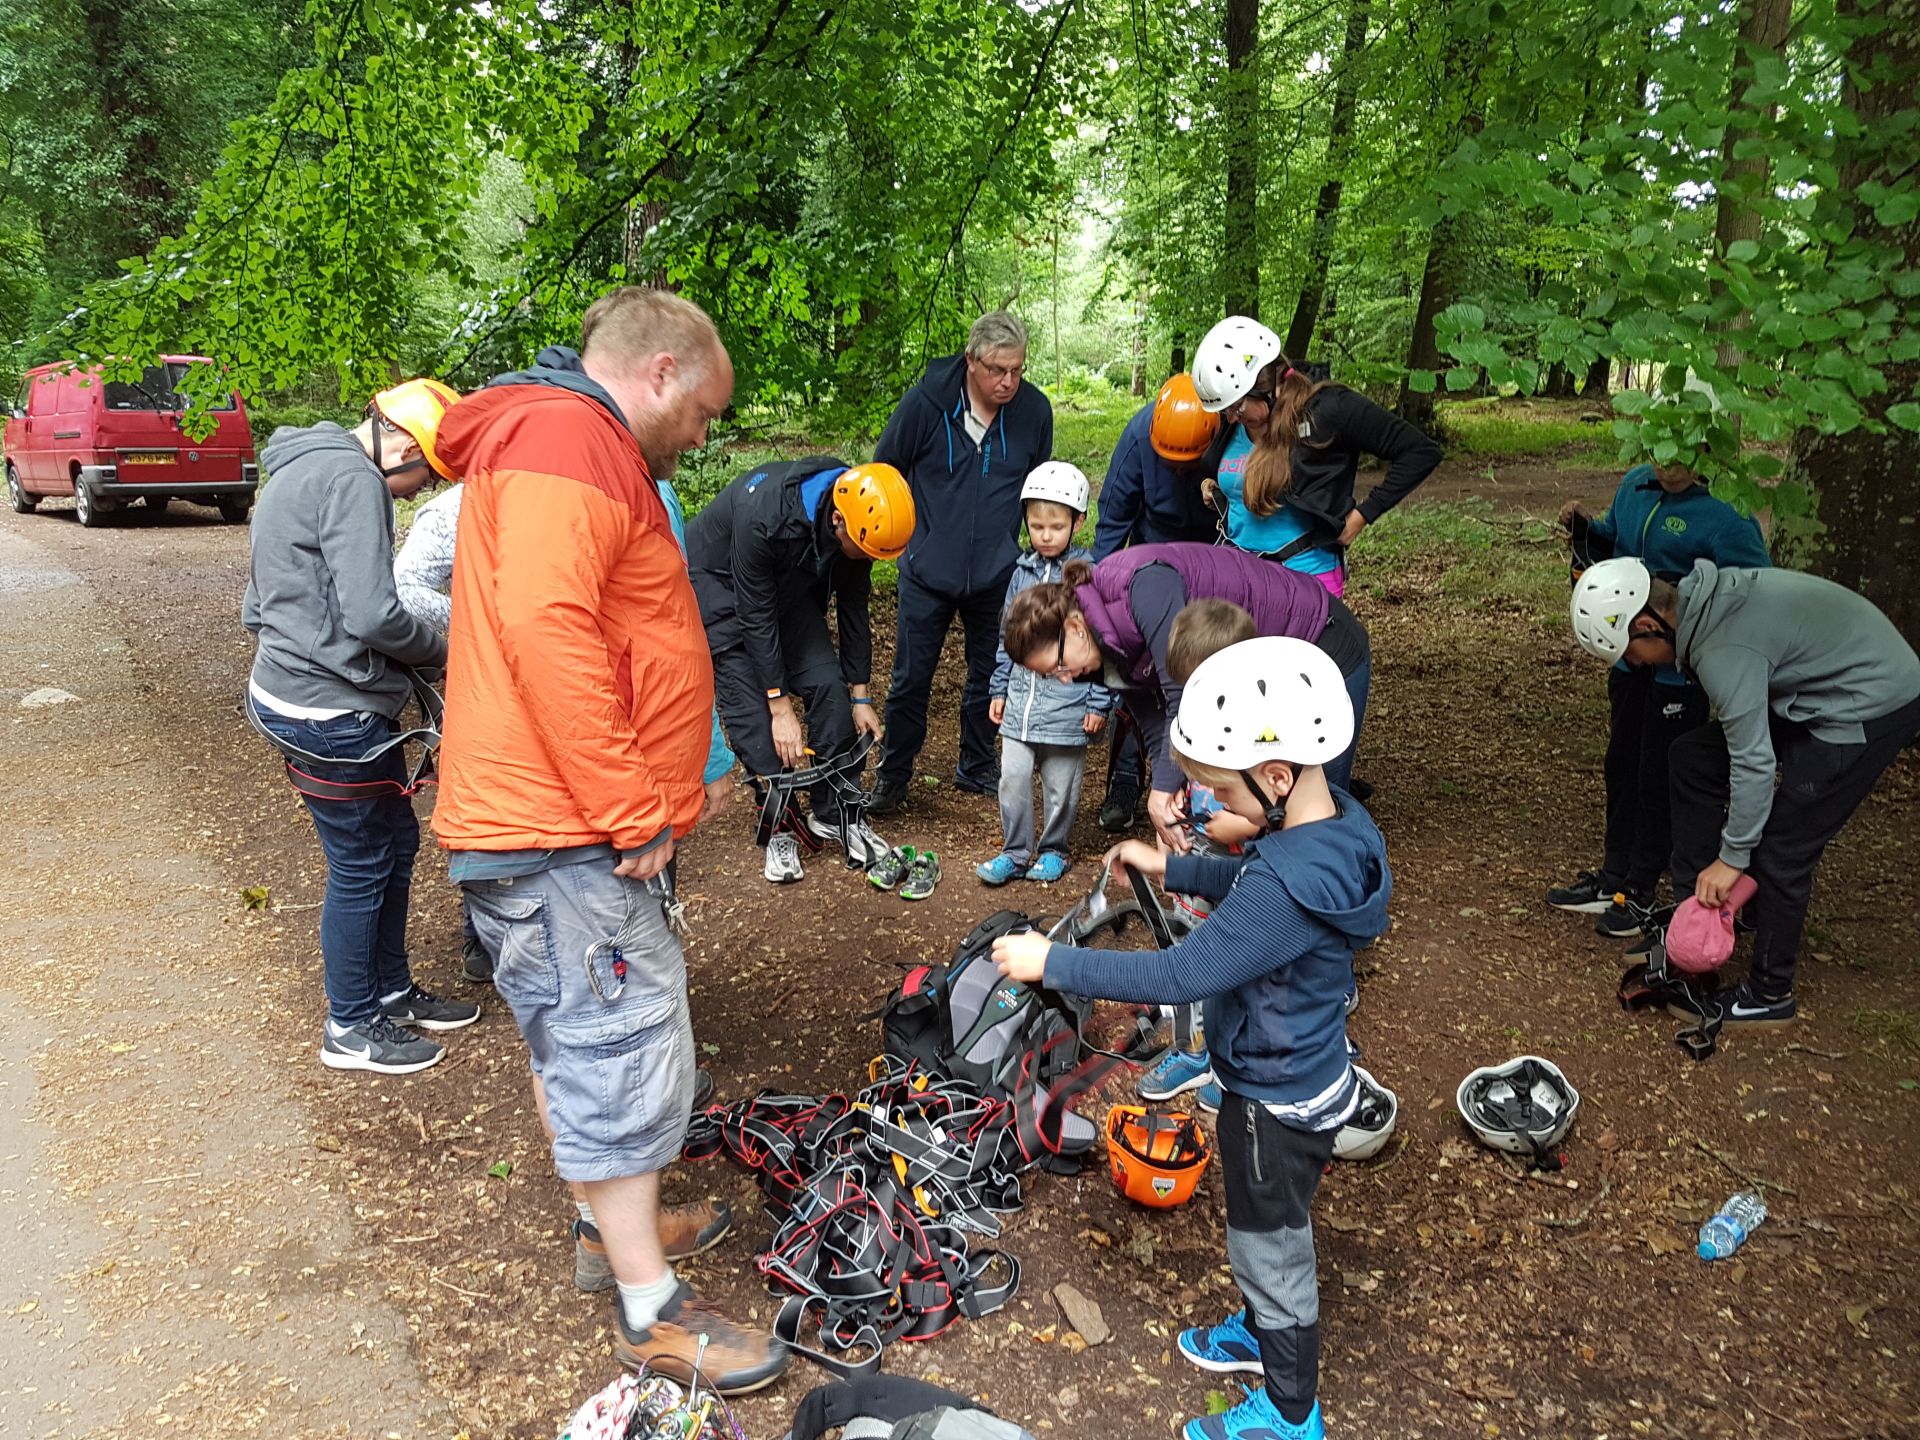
top-left (1570, 557), bottom-right (1920, 1027)
top-left (1547, 463), bottom-right (1772, 937)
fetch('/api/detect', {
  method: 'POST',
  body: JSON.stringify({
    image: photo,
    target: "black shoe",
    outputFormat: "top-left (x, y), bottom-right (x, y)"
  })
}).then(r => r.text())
top-left (461, 933), bottom-right (495, 983)
top-left (953, 768), bottom-right (999, 796)
top-left (1709, 981), bottom-right (1797, 1028)
top-left (1099, 785), bottom-right (1141, 834)
top-left (692, 1067), bottom-right (714, 1111)
top-left (867, 779), bottom-right (908, 817)
top-left (320, 1015), bottom-right (444, 1074)
top-left (1597, 894), bottom-right (1666, 940)
top-left (1347, 776), bottom-right (1376, 802)
top-left (1545, 869), bottom-right (1618, 915)
top-left (381, 983), bottom-right (481, 1032)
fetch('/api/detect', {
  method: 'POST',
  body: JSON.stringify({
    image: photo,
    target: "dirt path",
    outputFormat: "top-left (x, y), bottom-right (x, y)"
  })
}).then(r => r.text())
top-left (2, 486), bottom-right (1915, 1440)
top-left (0, 517), bottom-right (444, 1440)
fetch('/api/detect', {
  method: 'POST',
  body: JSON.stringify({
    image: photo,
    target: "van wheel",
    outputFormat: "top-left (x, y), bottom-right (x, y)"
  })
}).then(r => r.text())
top-left (218, 496), bottom-right (251, 524)
top-left (73, 479), bottom-right (111, 528)
top-left (5, 463), bottom-right (35, 514)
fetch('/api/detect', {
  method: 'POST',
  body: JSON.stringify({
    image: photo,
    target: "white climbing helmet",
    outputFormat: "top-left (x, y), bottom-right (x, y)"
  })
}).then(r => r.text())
top-left (1456, 1056), bottom-right (1580, 1165)
top-left (1191, 316), bottom-right (1284, 413)
top-left (1332, 1065), bottom-right (1399, 1161)
top-left (1172, 636), bottom-right (1355, 771)
top-left (1569, 557), bottom-right (1653, 663)
top-left (1020, 461), bottom-right (1091, 516)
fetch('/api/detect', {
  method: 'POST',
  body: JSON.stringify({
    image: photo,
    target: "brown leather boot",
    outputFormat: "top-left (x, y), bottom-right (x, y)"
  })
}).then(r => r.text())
top-left (613, 1283), bottom-right (789, 1395)
top-left (573, 1201), bottom-right (735, 1291)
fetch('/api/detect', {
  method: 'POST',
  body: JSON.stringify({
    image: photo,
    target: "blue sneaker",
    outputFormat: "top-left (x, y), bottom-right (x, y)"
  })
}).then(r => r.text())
top-left (1196, 1079), bottom-right (1222, 1114)
top-left (976, 853), bottom-right (1023, 886)
top-left (1177, 1309), bottom-right (1263, 1376)
top-left (1025, 851), bottom-right (1071, 883)
top-left (1138, 1046), bottom-right (1214, 1102)
top-left (1183, 1392), bottom-right (1323, 1440)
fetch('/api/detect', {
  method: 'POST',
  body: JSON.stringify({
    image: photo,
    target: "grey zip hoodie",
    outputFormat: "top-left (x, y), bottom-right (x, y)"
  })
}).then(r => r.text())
top-left (1676, 559), bottom-right (1920, 867)
top-left (243, 422), bottom-right (446, 717)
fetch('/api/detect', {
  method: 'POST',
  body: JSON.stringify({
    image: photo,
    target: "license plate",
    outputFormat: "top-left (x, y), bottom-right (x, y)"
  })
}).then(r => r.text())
top-left (122, 452), bottom-right (173, 465)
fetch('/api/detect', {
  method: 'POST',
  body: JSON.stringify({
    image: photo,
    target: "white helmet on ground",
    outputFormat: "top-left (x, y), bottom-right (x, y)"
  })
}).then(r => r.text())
top-left (1172, 636), bottom-right (1355, 771)
top-left (1332, 1065), bottom-right (1398, 1161)
top-left (1021, 461), bottom-right (1091, 515)
top-left (1570, 557), bottom-right (1653, 662)
top-left (1456, 1056), bottom-right (1580, 1168)
top-left (1191, 316), bottom-right (1284, 413)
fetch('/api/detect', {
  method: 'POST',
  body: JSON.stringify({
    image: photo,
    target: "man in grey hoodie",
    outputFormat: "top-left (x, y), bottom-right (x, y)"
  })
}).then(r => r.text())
top-left (1571, 557), bottom-right (1920, 1025)
top-left (244, 379), bottom-right (480, 1074)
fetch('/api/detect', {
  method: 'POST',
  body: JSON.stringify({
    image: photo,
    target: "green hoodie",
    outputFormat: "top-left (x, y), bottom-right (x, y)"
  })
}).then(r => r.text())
top-left (1676, 559), bottom-right (1920, 867)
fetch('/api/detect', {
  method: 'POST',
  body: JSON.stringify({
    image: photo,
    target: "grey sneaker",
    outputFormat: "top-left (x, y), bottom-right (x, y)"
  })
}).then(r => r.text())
top-left (461, 933), bottom-right (494, 983)
top-left (320, 1015), bottom-right (444, 1075)
top-left (900, 849), bottom-right (941, 901)
top-left (381, 983), bottom-right (480, 1032)
top-left (804, 811), bottom-right (891, 869)
top-left (764, 832), bottom-right (805, 884)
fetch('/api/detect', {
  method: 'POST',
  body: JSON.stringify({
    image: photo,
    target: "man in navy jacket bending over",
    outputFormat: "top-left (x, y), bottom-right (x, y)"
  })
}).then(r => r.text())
top-left (868, 311), bottom-right (1054, 815)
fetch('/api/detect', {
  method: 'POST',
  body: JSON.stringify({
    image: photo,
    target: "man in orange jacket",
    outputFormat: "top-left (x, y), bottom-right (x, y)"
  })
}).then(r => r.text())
top-left (432, 288), bottom-right (786, 1395)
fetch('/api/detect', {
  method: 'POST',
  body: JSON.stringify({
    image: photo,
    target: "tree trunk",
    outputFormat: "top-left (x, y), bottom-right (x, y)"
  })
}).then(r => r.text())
top-left (1712, 0), bottom-right (1793, 372)
top-left (1223, 0), bottom-right (1260, 317)
top-left (1130, 280), bottom-right (1148, 396)
top-left (1284, 0), bottom-right (1369, 358)
top-left (79, 1), bottom-right (177, 261)
top-left (1397, 222), bottom-right (1455, 431)
top-left (1581, 355), bottom-right (1612, 399)
top-left (1802, 0), bottom-right (1920, 644)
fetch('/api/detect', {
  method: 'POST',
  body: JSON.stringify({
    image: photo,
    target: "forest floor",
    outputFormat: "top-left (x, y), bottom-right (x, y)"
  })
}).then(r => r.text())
top-left (1, 402), bottom-right (1915, 1440)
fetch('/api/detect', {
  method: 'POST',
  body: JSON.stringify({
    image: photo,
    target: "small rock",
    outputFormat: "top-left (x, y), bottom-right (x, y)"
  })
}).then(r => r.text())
top-left (1055, 1385), bottom-right (1081, 1408)
top-left (1052, 1282), bottom-right (1110, 1346)
top-left (20, 687), bottom-right (80, 709)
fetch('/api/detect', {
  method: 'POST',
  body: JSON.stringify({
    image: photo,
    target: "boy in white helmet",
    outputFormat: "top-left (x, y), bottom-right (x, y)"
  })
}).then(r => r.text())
top-left (979, 461), bottom-right (1114, 886)
top-left (991, 636), bottom-right (1391, 1440)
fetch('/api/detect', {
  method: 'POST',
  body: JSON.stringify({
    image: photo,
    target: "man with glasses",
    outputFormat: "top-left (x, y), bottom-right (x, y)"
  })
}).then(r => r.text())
top-left (867, 310), bottom-right (1055, 815)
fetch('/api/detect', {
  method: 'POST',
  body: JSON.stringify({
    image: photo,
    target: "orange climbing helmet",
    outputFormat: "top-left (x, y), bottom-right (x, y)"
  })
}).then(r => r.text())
top-left (1106, 1105), bottom-right (1211, 1209)
top-left (370, 378), bottom-right (462, 479)
top-left (1149, 373), bottom-right (1220, 463)
top-left (833, 462), bottom-right (916, 561)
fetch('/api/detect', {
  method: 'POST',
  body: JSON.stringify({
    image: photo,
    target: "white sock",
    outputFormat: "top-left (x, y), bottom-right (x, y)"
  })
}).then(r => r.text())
top-left (378, 985), bottom-right (412, 1006)
top-left (575, 1199), bottom-right (596, 1228)
top-left (617, 1267), bottom-right (679, 1332)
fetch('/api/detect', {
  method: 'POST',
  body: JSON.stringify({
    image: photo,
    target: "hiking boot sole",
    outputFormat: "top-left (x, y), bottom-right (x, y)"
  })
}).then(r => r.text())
top-left (616, 1348), bottom-right (788, 1395)
top-left (319, 1044), bottom-right (443, 1075)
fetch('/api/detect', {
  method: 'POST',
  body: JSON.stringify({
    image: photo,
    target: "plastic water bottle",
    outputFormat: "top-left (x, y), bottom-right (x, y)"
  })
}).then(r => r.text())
top-left (1697, 1190), bottom-right (1768, 1260)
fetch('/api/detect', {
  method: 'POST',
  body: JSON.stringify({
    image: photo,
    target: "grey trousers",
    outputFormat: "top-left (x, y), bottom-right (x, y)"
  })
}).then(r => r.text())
top-left (997, 737), bottom-right (1087, 864)
top-left (1220, 1090), bottom-right (1336, 1422)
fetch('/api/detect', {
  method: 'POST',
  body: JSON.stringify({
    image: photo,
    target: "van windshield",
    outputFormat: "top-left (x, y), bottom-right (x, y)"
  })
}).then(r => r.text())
top-left (102, 363), bottom-right (237, 413)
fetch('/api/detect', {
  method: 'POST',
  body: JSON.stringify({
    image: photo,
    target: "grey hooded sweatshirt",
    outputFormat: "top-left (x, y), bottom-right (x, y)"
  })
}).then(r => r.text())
top-left (243, 422), bottom-right (446, 717)
top-left (1675, 559), bottom-right (1920, 867)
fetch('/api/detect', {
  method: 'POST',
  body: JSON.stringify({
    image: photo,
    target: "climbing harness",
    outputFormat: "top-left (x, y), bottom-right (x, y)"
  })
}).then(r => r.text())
top-left (1618, 934), bottom-right (1725, 1062)
top-left (244, 667), bottom-right (443, 801)
top-left (754, 734), bottom-right (877, 869)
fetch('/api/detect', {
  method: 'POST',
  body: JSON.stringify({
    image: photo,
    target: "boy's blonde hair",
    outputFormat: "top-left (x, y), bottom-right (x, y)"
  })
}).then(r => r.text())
top-left (1024, 498), bottom-right (1076, 531)
top-left (1174, 753), bottom-right (1240, 792)
top-left (1168, 599), bottom-right (1258, 684)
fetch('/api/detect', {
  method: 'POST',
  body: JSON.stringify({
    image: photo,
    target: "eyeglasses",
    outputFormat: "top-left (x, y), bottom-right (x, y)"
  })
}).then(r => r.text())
top-left (1048, 633), bottom-right (1074, 681)
top-left (973, 358), bottom-right (1026, 383)
top-left (1227, 387), bottom-right (1274, 419)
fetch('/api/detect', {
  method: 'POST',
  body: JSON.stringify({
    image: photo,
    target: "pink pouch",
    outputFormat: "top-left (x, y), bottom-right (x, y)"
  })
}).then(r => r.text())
top-left (1666, 875), bottom-right (1759, 975)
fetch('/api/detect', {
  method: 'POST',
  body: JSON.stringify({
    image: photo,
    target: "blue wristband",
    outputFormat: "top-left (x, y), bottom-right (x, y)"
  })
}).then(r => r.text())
top-left (852, 697), bottom-right (874, 706)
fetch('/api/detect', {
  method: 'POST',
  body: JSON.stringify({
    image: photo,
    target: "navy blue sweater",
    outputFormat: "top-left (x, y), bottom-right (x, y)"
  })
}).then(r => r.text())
top-left (1046, 799), bottom-right (1391, 1124)
top-left (1091, 402), bottom-right (1218, 559)
top-left (872, 353), bottom-right (1054, 598)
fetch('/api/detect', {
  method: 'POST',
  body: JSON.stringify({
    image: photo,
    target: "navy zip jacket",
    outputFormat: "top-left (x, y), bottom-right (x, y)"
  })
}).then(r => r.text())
top-left (872, 353), bottom-right (1054, 597)
top-left (685, 456), bottom-right (873, 692)
top-left (1046, 798), bottom-right (1391, 1124)
top-left (1092, 402), bottom-right (1218, 559)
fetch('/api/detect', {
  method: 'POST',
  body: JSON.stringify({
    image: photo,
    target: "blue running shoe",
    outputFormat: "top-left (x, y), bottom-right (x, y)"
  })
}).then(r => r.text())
top-left (1138, 1046), bottom-right (1214, 1102)
top-left (1177, 1309), bottom-right (1263, 1376)
top-left (1025, 851), bottom-right (1071, 883)
top-left (1183, 1392), bottom-right (1323, 1440)
top-left (1196, 1078), bottom-right (1222, 1114)
top-left (976, 853), bottom-right (1023, 886)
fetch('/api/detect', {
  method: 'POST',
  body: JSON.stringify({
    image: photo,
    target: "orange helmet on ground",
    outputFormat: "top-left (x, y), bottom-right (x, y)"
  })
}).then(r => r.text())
top-left (370, 378), bottom-right (462, 479)
top-left (1149, 373), bottom-right (1220, 463)
top-left (834, 462), bottom-right (915, 561)
top-left (1106, 1105), bottom-right (1211, 1208)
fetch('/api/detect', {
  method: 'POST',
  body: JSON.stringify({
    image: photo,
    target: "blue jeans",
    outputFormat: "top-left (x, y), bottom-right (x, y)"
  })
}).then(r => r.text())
top-left (1332, 655), bottom-right (1370, 794)
top-left (253, 706), bottom-right (418, 1027)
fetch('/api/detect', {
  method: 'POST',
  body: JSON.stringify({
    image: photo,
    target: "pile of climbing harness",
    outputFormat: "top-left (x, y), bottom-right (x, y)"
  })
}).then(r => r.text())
top-left (684, 1062), bottom-right (1053, 1377)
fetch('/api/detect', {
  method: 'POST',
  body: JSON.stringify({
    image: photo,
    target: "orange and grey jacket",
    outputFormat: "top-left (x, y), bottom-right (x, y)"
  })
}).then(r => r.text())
top-left (431, 352), bottom-right (713, 859)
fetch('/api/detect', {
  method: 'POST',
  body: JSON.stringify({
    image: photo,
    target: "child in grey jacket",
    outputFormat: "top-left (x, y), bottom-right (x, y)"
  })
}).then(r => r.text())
top-left (982, 463), bottom-right (1113, 885)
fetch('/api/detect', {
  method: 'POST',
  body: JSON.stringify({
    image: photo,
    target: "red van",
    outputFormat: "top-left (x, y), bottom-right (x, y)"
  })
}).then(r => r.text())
top-left (5, 356), bottom-right (259, 526)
